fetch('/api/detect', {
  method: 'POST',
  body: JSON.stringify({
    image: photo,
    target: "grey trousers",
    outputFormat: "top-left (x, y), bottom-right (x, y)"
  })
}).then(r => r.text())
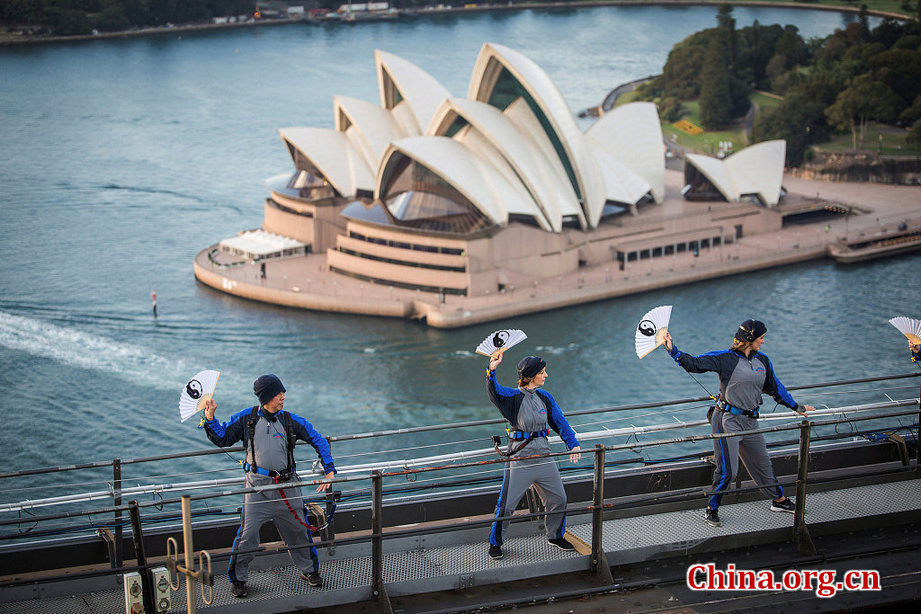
top-left (227, 474), bottom-right (318, 583)
top-left (489, 457), bottom-right (567, 546)
top-left (709, 411), bottom-right (783, 510)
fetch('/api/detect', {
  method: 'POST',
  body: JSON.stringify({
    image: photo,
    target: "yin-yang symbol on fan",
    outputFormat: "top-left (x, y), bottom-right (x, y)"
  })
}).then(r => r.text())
top-left (186, 379), bottom-right (203, 399)
top-left (492, 330), bottom-right (510, 348)
top-left (637, 320), bottom-right (657, 337)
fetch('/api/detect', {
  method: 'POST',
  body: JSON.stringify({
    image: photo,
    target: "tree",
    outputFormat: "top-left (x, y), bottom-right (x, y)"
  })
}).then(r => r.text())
top-left (1, 0), bottom-right (45, 24)
top-left (699, 37), bottom-right (732, 129)
top-left (826, 74), bottom-right (902, 150)
top-left (753, 92), bottom-right (829, 167)
top-left (868, 49), bottom-right (921, 108)
top-left (716, 3), bottom-right (737, 67)
top-left (858, 4), bottom-right (871, 42)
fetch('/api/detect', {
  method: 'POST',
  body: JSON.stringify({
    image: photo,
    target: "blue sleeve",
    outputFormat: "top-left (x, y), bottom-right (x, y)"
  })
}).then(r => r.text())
top-left (758, 353), bottom-right (798, 410)
top-left (289, 412), bottom-right (337, 475)
top-left (202, 408), bottom-right (250, 448)
top-left (669, 345), bottom-right (730, 377)
top-left (539, 390), bottom-right (579, 450)
top-left (486, 367), bottom-right (520, 424)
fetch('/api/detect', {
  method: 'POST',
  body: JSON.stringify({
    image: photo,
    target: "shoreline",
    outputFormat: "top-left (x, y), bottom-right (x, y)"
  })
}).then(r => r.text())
top-left (0, 1), bottom-right (911, 47)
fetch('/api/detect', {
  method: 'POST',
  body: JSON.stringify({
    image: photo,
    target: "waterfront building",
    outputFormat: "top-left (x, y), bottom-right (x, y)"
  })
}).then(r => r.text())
top-left (196, 43), bottom-right (792, 325)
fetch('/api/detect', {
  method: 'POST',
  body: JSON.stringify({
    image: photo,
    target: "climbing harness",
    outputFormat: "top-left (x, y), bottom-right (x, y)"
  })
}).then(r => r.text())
top-left (492, 428), bottom-right (549, 458)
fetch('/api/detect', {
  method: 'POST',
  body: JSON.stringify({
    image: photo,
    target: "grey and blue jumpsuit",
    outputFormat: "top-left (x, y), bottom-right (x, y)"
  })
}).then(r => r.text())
top-left (668, 345), bottom-right (805, 510)
top-left (203, 407), bottom-right (336, 584)
top-left (486, 367), bottom-right (580, 547)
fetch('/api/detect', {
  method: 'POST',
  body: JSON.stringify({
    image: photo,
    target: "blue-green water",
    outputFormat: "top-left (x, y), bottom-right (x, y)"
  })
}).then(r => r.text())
top-left (0, 6), bottom-right (914, 498)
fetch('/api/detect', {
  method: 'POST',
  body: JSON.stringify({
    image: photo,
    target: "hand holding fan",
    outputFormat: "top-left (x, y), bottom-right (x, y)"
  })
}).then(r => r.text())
top-left (888, 316), bottom-right (921, 345)
top-left (475, 329), bottom-right (527, 358)
top-left (179, 370), bottom-right (221, 422)
top-left (635, 305), bottom-right (672, 358)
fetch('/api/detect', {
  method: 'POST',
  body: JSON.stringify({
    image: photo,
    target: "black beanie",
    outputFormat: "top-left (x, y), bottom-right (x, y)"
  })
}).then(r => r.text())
top-left (517, 356), bottom-right (546, 379)
top-left (735, 319), bottom-right (767, 343)
top-left (253, 374), bottom-right (286, 405)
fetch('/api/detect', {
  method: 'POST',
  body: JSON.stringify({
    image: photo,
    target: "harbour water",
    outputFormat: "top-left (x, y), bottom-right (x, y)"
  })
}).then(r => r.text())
top-left (0, 6), bottom-right (914, 495)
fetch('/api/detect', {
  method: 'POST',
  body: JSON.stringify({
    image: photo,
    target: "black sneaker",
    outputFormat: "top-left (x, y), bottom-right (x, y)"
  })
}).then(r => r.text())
top-left (770, 498), bottom-right (795, 513)
top-left (547, 538), bottom-right (575, 551)
top-left (704, 507), bottom-right (722, 527)
top-left (300, 571), bottom-right (322, 587)
top-left (230, 581), bottom-right (248, 598)
top-left (488, 544), bottom-right (503, 560)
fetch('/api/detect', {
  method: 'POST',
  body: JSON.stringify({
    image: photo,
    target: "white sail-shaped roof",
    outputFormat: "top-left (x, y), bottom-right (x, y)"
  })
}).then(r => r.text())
top-left (685, 153), bottom-right (735, 200)
top-left (686, 140), bottom-right (786, 207)
top-left (279, 127), bottom-right (375, 197)
top-left (376, 136), bottom-right (523, 227)
top-left (451, 126), bottom-right (552, 231)
top-left (587, 102), bottom-right (665, 203)
top-left (429, 97), bottom-right (584, 232)
top-left (467, 42), bottom-right (606, 228)
top-left (724, 140), bottom-right (786, 206)
top-left (375, 50), bottom-right (451, 137)
top-left (590, 144), bottom-right (652, 206)
top-left (503, 98), bottom-right (586, 228)
top-left (333, 95), bottom-right (407, 170)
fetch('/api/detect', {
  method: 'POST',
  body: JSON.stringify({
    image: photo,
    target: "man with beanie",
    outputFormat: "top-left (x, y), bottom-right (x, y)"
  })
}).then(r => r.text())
top-left (202, 374), bottom-right (336, 598)
top-left (485, 352), bottom-right (581, 560)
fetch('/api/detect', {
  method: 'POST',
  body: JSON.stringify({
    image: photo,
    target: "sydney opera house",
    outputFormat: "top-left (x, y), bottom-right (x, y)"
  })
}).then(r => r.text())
top-left (195, 43), bottom-right (789, 326)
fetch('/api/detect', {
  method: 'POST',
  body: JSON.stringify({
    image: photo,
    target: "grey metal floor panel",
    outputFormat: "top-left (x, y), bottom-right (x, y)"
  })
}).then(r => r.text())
top-left (2, 479), bottom-right (918, 613)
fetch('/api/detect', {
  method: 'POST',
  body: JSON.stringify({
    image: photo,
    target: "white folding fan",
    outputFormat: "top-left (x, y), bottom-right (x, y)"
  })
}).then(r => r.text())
top-left (888, 316), bottom-right (921, 345)
top-left (475, 329), bottom-right (527, 358)
top-left (179, 370), bottom-right (221, 422)
top-left (635, 305), bottom-right (673, 359)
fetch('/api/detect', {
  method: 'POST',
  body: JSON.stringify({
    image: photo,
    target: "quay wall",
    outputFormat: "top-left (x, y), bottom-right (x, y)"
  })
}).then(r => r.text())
top-left (195, 240), bottom-right (829, 328)
top-left (193, 256), bottom-right (414, 318)
top-left (423, 243), bottom-right (828, 328)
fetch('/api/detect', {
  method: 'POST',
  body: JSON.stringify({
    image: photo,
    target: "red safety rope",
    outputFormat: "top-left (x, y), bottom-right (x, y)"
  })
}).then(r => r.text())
top-left (273, 476), bottom-right (319, 533)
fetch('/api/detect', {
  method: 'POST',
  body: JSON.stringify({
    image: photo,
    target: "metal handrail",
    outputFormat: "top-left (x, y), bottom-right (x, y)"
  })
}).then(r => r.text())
top-left (1, 402), bottom-right (916, 525)
top-left (2, 372), bottom-right (916, 481)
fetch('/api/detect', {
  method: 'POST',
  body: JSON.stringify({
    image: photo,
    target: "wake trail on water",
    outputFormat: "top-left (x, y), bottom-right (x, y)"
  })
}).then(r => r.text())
top-left (0, 309), bottom-right (190, 391)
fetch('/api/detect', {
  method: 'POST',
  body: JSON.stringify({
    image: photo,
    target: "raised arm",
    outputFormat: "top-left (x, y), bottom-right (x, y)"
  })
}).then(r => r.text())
top-left (486, 354), bottom-right (520, 424)
top-left (201, 401), bottom-right (249, 448)
top-left (665, 333), bottom-right (729, 375)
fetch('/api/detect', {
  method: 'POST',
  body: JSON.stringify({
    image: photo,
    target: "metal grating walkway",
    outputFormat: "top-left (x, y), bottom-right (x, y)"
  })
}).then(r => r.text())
top-left (3, 479), bottom-right (919, 613)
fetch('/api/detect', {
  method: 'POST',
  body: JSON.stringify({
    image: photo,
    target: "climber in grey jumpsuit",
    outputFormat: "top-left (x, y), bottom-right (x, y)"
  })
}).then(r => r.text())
top-left (486, 353), bottom-right (581, 560)
top-left (664, 319), bottom-right (815, 528)
top-left (202, 375), bottom-right (336, 598)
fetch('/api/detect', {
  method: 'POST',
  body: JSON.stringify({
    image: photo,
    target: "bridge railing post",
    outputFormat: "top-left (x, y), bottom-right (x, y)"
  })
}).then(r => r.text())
top-left (370, 471), bottom-right (393, 612)
top-left (590, 444), bottom-right (614, 585)
top-left (793, 420), bottom-right (816, 556)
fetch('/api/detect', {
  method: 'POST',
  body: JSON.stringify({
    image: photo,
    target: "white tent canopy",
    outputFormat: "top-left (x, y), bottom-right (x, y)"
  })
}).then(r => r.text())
top-left (219, 230), bottom-right (306, 261)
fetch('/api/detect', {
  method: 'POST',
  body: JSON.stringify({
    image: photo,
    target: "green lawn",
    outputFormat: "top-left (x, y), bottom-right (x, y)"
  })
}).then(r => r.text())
top-left (615, 88), bottom-right (641, 105)
top-left (661, 99), bottom-right (748, 154)
top-left (751, 90), bottom-right (783, 111)
top-left (817, 122), bottom-right (920, 156)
